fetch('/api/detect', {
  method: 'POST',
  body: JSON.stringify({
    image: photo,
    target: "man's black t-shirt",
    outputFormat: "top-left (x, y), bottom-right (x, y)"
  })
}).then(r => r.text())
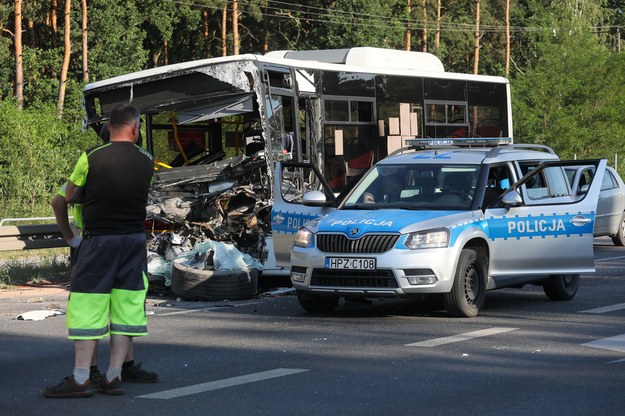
top-left (69, 142), bottom-right (153, 235)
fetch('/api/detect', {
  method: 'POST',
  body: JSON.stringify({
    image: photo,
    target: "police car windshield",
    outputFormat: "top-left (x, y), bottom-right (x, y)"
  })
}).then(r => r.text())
top-left (342, 164), bottom-right (480, 211)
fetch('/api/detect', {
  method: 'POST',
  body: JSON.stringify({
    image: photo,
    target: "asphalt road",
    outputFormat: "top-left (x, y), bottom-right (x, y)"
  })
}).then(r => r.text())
top-left (1, 237), bottom-right (625, 416)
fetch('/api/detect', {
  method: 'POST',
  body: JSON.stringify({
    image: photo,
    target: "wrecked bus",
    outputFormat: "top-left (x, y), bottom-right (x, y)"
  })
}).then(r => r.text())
top-left (81, 47), bottom-right (512, 295)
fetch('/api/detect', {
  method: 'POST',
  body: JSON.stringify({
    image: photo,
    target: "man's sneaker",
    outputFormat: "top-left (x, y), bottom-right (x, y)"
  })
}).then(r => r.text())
top-left (99, 377), bottom-right (123, 395)
top-left (42, 375), bottom-right (95, 398)
top-left (89, 367), bottom-right (105, 389)
top-left (122, 362), bottom-right (159, 383)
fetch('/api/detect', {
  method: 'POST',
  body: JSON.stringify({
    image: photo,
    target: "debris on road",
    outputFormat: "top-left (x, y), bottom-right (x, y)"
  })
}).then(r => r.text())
top-left (16, 309), bottom-right (64, 321)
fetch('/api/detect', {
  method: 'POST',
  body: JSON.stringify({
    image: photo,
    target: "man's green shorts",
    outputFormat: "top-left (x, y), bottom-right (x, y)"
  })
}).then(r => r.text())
top-left (66, 233), bottom-right (148, 340)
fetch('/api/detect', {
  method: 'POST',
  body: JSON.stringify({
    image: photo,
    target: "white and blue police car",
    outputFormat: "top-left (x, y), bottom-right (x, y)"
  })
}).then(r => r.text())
top-left (271, 139), bottom-right (606, 317)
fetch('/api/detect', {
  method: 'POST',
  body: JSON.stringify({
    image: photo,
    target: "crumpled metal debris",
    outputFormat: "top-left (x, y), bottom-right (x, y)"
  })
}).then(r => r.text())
top-left (146, 154), bottom-right (270, 285)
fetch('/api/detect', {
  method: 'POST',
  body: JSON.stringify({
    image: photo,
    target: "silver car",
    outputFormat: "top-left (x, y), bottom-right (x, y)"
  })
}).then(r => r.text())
top-left (566, 165), bottom-right (625, 246)
top-left (272, 139), bottom-right (607, 317)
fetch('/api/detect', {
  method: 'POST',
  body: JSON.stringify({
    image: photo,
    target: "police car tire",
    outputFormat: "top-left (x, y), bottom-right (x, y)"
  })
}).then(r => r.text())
top-left (443, 248), bottom-right (487, 318)
top-left (296, 290), bottom-right (339, 314)
top-left (611, 212), bottom-right (625, 246)
top-left (543, 274), bottom-right (579, 301)
top-left (170, 262), bottom-right (258, 301)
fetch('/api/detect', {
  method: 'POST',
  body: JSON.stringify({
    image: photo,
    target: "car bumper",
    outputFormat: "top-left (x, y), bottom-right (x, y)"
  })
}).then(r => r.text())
top-left (290, 245), bottom-right (459, 297)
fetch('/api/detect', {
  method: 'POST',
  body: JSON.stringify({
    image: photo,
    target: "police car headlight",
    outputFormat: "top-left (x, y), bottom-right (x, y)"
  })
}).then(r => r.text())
top-left (404, 229), bottom-right (449, 249)
top-left (293, 227), bottom-right (314, 248)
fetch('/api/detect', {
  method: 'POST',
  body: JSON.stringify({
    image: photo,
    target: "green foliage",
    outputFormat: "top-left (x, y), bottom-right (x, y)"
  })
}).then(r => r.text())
top-left (0, 101), bottom-right (97, 218)
top-left (297, 1), bottom-right (405, 50)
top-left (512, 20), bottom-right (625, 166)
top-left (86, 0), bottom-right (149, 80)
top-left (1, 0), bottom-right (625, 218)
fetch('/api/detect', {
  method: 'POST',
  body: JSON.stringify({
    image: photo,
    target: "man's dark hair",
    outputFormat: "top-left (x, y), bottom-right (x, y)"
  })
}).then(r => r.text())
top-left (109, 104), bottom-right (141, 128)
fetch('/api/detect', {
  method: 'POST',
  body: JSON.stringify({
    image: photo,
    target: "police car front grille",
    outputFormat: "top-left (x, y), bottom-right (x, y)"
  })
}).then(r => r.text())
top-left (317, 234), bottom-right (399, 253)
top-left (311, 269), bottom-right (398, 288)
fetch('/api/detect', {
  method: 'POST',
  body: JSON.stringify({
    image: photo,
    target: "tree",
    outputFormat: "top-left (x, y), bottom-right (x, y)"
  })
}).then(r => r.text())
top-left (421, 0), bottom-right (427, 51)
top-left (405, 0), bottom-right (411, 50)
top-left (233, 0), bottom-right (239, 54)
top-left (14, 0), bottom-right (23, 110)
top-left (56, 0), bottom-right (70, 118)
top-left (505, 0), bottom-right (510, 76)
top-left (511, 21), bottom-right (624, 160)
top-left (81, 0), bottom-right (88, 83)
top-left (435, 0), bottom-right (441, 49)
top-left (473, 0), bottom-right (480, 74)
top-left (221, 2), bottom-right (227, 56)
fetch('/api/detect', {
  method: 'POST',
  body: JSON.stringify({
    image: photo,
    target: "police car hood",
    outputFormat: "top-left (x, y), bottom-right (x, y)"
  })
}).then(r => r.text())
top-left (317, 209), bottom-right (472, 237)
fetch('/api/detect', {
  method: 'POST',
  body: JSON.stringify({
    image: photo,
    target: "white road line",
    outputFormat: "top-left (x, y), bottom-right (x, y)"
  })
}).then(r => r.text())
top-left (405, 327), bottom-right (518, 347)
top-left (583, 334), bottom-right (625, 354)
top-left (156, 302), bottom-right (260, 317)
top-left (595, 255), bottom-right (625, 262)
top-left (579, 303), bottom-right (625, 314)
top-left (137, 368), bottom-right (309, 400)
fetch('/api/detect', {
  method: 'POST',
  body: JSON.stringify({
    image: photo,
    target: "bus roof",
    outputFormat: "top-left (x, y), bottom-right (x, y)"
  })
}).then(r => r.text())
top-left (84, 47), bottom-right (509, 93)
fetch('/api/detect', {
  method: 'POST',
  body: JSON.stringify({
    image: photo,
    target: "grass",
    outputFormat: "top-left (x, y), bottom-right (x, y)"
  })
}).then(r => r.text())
top-left (0, 250), bottom-right (71, 290)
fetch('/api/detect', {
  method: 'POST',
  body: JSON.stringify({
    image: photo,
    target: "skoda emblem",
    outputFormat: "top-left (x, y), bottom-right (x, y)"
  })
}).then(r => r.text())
top-left (350, 228), bottom-right (359, 236)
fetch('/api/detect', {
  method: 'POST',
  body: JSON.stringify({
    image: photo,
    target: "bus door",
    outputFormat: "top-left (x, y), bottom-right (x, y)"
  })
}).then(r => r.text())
top-left (261, 67), bottom-right (300, 163)
top-left (272, 161), bottom-right (338, 266)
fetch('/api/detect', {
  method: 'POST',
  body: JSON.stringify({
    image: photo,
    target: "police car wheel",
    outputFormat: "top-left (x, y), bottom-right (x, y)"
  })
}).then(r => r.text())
top-left (443, 248), bottom-right (487, 318)
top-left (543, 274), bottom-right (579, 301)
top-left (296, 290), bottom-right (339, 314)
top-left (611, 212), bottom-right (625, 246)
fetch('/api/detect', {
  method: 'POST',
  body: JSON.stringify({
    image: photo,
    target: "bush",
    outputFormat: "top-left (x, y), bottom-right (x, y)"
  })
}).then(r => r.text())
top-left (0, 100), bottom-right (97, 219)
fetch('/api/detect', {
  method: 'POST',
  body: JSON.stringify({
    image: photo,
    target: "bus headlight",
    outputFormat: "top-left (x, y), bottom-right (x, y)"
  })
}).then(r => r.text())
top-left (404, 229), bottom-right (449, 250)
top-left (293, 227), bottom-right (314, 248)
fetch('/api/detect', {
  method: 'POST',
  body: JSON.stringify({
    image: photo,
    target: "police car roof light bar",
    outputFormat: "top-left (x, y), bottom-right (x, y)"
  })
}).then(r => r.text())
top-left (404, 137), bottom-right (513, 148)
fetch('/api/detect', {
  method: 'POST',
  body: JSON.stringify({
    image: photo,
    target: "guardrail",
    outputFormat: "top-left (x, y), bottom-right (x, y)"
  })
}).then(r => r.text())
top-left (0, 220), bottom-right (67, 251)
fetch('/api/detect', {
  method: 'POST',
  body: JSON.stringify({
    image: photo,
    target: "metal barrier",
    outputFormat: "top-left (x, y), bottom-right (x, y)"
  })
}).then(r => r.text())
top-left (0, 221), bottom-right (67, 251)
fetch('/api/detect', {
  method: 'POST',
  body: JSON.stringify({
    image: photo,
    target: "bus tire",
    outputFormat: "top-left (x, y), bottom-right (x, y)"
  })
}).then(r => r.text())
top-left (171, 262), bottom-right (258, 301)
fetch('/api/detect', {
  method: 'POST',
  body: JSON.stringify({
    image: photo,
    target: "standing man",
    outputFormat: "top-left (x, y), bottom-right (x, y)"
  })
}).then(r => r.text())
top-left (43, 104), bottom-right (155, 398)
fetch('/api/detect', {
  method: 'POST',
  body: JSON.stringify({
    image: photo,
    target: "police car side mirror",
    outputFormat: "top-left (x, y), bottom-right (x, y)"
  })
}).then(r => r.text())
top-left (302, 190), bottom-right (327, 206)
top-left (501, 190), bottom-right (523, 207)
top-left (578, 184), bottom-right (589, 195)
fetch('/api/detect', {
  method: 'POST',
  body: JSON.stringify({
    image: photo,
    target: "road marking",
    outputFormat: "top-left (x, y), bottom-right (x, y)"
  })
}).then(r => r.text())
top-left (137, 368), bottom-right (308, 400)
top-left (405, 327), bottom-right (518, 347)
top-left (583, 334), bottom-right (625, 354)
top-left (579, 303), bottom-right (625, 314)
top-left (156, 302), bottom-right (260, 317)
top-left (595, 255), bottom-right (625, 262)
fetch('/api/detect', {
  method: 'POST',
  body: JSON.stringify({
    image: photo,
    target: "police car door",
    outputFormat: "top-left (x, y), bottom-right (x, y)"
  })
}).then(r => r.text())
top-left (272, 161), bottom-right (339, 267)
top-left (486, 159), bottom-right (606, 281)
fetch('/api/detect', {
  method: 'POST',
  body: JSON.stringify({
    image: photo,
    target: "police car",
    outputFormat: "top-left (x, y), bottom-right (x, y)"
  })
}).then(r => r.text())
top-left (271, 138), bottom-right (606, 317)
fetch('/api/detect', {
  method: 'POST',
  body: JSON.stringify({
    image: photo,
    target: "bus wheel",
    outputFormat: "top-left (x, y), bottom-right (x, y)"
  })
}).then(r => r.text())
top-left (171, 262), bottom-right (258, 301)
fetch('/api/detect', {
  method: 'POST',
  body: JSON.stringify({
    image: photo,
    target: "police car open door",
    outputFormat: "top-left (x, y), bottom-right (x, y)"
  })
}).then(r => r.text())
top-left (272, 161), bottom-right (339, 267)
top-left (485, 159), bottom-right (606, 284)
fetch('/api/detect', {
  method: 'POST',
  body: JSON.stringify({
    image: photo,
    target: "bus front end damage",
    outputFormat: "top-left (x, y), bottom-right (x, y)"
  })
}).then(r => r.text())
top-left (82, 57), bottom-right (283, 299)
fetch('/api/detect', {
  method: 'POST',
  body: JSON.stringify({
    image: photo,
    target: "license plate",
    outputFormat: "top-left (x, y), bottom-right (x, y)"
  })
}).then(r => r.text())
top-left (325, 257), bottom-right (376, 270)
